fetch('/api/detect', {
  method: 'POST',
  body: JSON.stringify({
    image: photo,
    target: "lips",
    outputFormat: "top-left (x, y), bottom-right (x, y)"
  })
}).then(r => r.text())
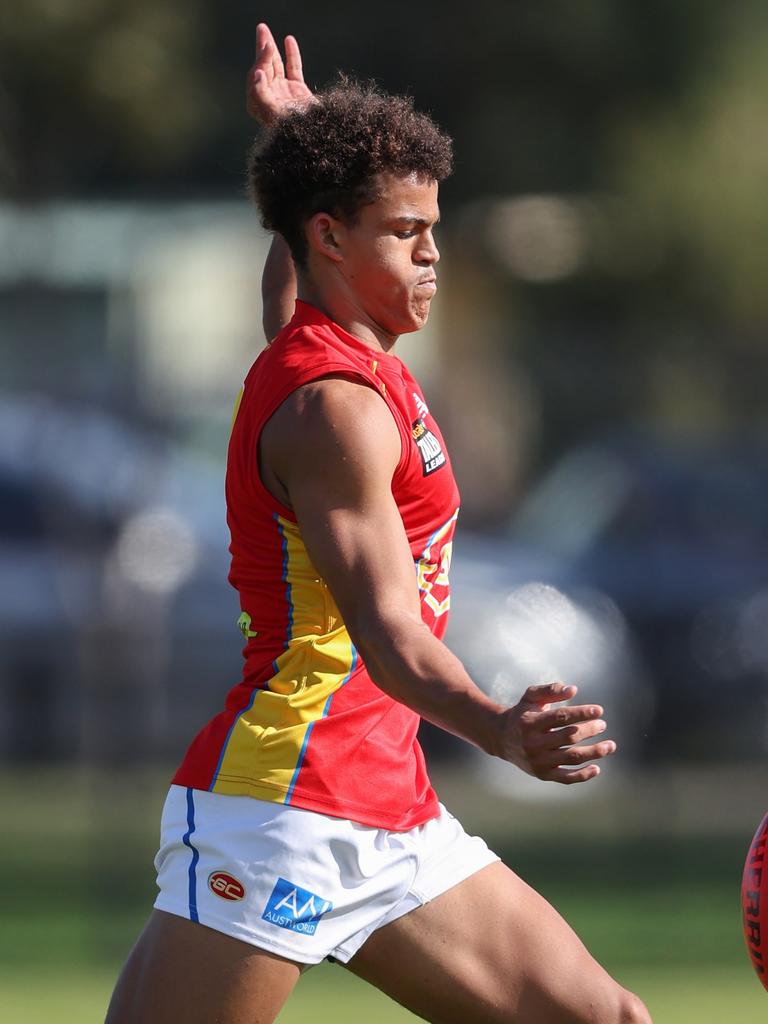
top-left (415, 278), bottom-right (437, 294)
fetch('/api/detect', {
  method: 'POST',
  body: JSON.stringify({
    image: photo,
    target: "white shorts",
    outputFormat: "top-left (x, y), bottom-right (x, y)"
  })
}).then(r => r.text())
top-left (154, 785), bottom-right (499, 965)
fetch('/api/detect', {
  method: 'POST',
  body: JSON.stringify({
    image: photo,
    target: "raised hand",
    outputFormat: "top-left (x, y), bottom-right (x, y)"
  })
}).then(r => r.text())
top-left (246, 22), bottom-right (315, 125)
top-left (499, 682), bottom-right (616, 784)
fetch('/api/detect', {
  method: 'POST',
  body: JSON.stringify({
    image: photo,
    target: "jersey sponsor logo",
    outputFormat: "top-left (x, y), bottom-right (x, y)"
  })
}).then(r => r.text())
top-left (412, 418), bottom-right (446, 476)
top-left (208, 871), bottom-right (246, 901)
top-left (261, 877), bottom-right (333, 936)
top-left (412, 391), bottom-right (430, 418)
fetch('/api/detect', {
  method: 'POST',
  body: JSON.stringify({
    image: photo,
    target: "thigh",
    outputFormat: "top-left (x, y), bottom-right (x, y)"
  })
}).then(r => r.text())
top-left (105, 910), bottom-right (301, 1024)
top-left (346, 861), bottom-right (646, 1024)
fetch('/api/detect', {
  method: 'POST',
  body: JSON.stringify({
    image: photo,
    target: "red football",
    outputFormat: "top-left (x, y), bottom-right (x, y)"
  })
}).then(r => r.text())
top-left (742, 812), bottom-right (768, 992)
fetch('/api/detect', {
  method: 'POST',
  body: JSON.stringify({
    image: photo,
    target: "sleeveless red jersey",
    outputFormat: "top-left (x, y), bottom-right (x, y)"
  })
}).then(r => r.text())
top-left (173, 301), bottom-right (460, 830)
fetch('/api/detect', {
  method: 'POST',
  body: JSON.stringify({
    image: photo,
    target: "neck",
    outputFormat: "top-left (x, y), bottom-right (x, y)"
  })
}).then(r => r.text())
top-left (296, 272), bottom-right (398, 355)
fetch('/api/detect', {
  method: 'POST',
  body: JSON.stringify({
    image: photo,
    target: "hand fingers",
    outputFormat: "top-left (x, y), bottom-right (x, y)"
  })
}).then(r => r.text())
top-left (526, 703), bottom-right (604, 733)
top-left (548, 764), bottom-right (602, 785)
top-left (558, 718), bottom-right (608, 745)
top-left (254, 22), bottom-right (283, 82)
top-left (521, 682), bottom-right (577, 707)
top-left (254, 23), bottom-right (274, 74)
top-left (249, 25), bottom-right (272, 95)
top-left (267, 31), bottom-right (284, 80)
top-left (255, 22), bottom-right (271, 60)
top-left (528, 717), bottom-right (608, 749)
top-left (284, 35), bottom-right (304, 82)
top-left (540, 741), bottom-right (617, 784)
top-left (541, 739), bottom-right (616, 769)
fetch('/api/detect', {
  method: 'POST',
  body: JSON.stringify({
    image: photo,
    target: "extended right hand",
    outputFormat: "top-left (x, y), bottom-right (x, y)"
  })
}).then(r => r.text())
top-left (497, 682), bottom-right (616, 784)
top-left (246, 22), bottom-right (316, 125)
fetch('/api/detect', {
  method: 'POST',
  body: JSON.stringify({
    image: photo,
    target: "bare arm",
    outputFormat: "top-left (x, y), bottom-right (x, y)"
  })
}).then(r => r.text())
top-left (246, 24), bottom-right (315, 341)
top-left (262, 378), bottom-right (616, 783)
top-left (262, 234), bottom-right (296, 341)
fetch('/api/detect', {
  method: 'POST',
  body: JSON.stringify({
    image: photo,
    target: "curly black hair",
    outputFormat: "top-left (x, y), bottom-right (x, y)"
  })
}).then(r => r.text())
top-left (248, 77), bottom-right (453, 267)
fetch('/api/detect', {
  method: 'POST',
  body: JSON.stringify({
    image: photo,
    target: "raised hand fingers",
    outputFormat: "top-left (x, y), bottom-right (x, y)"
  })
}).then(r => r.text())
top-left (284, 35), bottom-right (304, 82)
top-left (255, 22), bottom-right (283, 82)
top-left (255, 22), bottom-right (269, 59)
top-left (246, 26), bottom-right (314, 124)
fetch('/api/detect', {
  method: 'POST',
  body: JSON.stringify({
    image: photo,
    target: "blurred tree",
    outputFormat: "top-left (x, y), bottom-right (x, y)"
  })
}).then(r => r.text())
top-left (0, 0), bottom-right (214, 197)
top-left (1, 0), bottom-right (766, 446)
top-left (0, 0), bottom-right (727, 199)
top-left (615, 4), bottom-right (768, 329)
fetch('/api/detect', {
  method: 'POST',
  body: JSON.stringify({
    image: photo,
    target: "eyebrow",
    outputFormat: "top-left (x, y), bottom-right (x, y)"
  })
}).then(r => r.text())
top-left (388, 214), bottom-right (441, 226)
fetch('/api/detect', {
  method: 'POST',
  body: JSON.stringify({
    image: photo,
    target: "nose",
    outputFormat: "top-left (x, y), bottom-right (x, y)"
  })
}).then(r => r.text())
top-left (415, 231), bottom-right (440, 266)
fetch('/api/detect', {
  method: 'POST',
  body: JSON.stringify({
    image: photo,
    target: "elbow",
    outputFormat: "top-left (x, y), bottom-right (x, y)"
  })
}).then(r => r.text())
top-left (347, 608), bottom-right (425, 667)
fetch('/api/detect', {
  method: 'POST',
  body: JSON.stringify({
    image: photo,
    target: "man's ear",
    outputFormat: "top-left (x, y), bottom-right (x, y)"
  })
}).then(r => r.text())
top-left (305, 212), bottom-right (345, 263)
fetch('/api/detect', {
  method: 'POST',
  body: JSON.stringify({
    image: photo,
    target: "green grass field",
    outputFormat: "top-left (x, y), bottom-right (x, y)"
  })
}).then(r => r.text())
top-left (1, 767), bottom-right (765, 1023)
top-left (0, 964), bottom-right (764, 1023)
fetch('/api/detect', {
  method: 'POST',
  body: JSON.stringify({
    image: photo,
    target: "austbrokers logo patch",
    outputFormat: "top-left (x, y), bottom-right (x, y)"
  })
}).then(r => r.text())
top-left (208, 871), bottom-right (246, 901)
top-left (262, 877), bottom-right (333, 936)
top-left (412, 418), bottom-right (446, 476)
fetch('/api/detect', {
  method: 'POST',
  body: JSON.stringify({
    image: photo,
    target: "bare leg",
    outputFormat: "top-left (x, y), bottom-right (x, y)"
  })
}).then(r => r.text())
top-left (105, 909), bottom-right (301, 1024)
top-left (346, 862), bottom-right (651, 1024)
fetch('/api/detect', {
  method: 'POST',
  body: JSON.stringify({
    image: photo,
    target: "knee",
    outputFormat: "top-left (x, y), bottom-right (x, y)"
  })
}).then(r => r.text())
top-left (617, 987), bottom-right (652, 1024)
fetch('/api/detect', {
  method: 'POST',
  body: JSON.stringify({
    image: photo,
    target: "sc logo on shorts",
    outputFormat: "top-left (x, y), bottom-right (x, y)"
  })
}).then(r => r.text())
top-left (208, 871), bottom-right (246, 901)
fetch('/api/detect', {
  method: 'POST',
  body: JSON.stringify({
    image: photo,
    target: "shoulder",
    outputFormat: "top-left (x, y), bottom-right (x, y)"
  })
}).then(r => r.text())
top-left (283, 375), bottom-right (387, 419)
top-left (265, 376), bottom-right (401, 481)
top-left (264, 321), bottom-right (331, 364)
top-left (258, 321), bottom-right (373, 387)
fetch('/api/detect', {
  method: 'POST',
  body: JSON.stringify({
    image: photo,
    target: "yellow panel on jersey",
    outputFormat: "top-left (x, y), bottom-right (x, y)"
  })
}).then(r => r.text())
top-left (210, 515), bottom-right (357, 803)
top-left (230, 386), bottom-right (244, 431)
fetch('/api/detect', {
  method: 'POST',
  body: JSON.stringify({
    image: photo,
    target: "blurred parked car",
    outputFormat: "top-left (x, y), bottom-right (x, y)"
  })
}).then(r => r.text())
top-left (0, 392), bottom-right (240, 764)
top-left (445, 434), bottom-right (768, 770)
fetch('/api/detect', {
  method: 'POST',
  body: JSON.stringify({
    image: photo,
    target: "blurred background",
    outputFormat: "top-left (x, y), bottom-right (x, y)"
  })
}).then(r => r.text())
top-left (1, 1), bottom-right (767, 1020)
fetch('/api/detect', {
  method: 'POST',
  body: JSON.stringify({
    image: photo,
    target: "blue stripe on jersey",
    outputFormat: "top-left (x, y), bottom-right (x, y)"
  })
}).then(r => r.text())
top-left (284, 646), bottom-right (359, 804)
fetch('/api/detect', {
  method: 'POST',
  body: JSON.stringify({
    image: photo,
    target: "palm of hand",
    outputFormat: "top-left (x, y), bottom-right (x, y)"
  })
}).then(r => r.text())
top-left (247, 76), bottom-right (314, 124)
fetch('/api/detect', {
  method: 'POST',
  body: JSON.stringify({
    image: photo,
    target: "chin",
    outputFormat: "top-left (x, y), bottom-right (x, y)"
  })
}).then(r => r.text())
top-left (401, 304), bottom-right (432, 334)
top-left (379, 299), bottom-right (431, 338)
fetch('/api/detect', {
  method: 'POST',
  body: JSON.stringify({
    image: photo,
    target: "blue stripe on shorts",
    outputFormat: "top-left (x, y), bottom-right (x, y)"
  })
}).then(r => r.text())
top-left (181, 787), bottom-right (200, 923)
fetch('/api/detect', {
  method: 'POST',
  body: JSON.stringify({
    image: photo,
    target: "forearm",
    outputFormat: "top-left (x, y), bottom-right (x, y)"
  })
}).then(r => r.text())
top-left (354, 613), bottom-right (505, 756)
top-left (262, 233), bottom-right (296, 341)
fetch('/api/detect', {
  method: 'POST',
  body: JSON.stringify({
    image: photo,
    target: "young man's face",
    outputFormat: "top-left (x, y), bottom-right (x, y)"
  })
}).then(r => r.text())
top-left (334, 171), bottom-right (441, 338)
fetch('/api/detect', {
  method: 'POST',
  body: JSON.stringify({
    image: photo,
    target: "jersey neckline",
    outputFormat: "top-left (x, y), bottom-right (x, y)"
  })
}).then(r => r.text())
top-left (293, 300), bottom-right (406, 378)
